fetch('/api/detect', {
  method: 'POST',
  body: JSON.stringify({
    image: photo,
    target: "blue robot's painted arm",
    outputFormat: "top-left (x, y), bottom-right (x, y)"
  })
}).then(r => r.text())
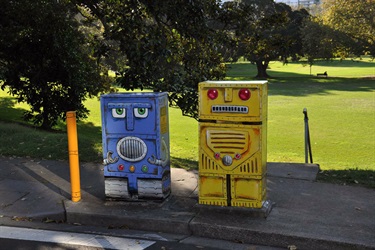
top-left (147, 137), bottom-right (169, 167)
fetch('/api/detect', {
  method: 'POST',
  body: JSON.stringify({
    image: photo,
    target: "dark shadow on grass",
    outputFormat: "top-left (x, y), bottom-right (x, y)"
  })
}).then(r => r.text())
top-left (76, 121), bottom-right (103, 163)
top-left (0, 96), bottom-right (27, 122)
top-left (226, 60), bottom-right (375, 78)
top-left (300, 59), bottom-right (375, 68)
top-left (0, 96), bottom-right (66, 133)
top-left (171, 156), bottom-right (198, 171)
top-left (266, 77), bottom-right (375, 97)
top-left (317, 169), bottom-right (375, 189)
top-left (0, 95), bottom-right (103, 163)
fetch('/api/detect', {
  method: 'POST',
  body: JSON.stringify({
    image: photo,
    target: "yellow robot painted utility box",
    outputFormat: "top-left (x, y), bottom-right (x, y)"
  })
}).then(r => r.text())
top-left (198, 81), bottom-right (268, 208)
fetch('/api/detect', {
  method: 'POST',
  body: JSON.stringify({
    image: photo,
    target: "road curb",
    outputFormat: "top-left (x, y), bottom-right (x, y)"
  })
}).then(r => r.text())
top-left (64, 198), bottom-right (375, 250)
top-left (64, 199), bottom-right (194, 235)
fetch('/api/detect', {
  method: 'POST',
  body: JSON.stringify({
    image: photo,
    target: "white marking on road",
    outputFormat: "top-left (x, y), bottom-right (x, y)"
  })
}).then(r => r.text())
top-left (0, 226), bottom-right (155, 249)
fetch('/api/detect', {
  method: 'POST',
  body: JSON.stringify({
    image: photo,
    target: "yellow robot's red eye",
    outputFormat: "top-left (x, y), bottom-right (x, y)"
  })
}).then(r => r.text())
top-left (207, 88), bottom-right (218, 100)
top-left (239, 89), bottom-right (251, 100)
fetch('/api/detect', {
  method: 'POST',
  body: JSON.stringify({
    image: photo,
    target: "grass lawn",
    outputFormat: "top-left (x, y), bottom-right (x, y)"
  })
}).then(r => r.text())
top-left (226, 58), bottom-right (375, 171)
top-left (0, 58), bottom-right (374, 187)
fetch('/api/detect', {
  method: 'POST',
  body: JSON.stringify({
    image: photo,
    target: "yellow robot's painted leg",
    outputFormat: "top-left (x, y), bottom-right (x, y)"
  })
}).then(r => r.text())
top-left (230, 175), bottom-right (266, 208)
top-left (198, 173), bottom-right (229, 206)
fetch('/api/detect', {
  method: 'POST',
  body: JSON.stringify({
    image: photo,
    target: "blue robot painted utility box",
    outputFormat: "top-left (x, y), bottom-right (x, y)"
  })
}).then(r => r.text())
top-left (100, 92), bottom-right (171, 200)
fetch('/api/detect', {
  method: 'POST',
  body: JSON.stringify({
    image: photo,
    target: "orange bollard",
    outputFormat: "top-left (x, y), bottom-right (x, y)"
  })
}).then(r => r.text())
top-left (66, 111), bottom-right (81, 202)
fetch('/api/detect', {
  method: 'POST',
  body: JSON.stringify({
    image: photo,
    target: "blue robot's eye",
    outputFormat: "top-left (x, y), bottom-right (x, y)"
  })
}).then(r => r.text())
top-left (112, 108), bottom-right (126, 118)
top-left (134, 108), bottom-right (148, 118)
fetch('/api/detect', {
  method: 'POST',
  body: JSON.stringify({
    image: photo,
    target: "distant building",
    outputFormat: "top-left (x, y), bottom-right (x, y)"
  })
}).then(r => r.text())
top-left (221, 0), bottom-right (322, 13)
top-left (274, 0), bottom-right (321, 9)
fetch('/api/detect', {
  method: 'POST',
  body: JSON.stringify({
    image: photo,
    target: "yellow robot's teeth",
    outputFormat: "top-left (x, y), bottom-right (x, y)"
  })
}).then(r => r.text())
top-left (211, 105), bottom-right (249, 113)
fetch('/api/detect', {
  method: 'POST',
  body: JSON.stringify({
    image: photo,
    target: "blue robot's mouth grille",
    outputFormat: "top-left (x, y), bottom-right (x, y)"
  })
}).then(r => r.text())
top-left (116, 137), bottom-right (147, 162)
top-left (212, 105), bottom-right (248, 113)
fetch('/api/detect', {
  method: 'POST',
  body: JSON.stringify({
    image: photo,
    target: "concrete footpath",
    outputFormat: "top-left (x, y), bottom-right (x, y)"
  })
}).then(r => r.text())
top-left (0, 156), bottom-right (374, 250)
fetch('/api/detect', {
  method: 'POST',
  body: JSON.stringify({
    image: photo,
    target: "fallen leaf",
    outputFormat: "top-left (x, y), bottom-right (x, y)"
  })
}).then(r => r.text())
top-left (43, 218), bottom-right (55, 223)
top-left (12, 216), bottom-right (32, 222)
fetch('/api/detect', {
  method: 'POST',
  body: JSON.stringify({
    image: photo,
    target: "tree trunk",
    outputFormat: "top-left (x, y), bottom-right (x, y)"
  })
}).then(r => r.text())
top-left (255, 60), bottom-right (270, 79)
top-left (41, 108), bottom-right (53, 130)
top-left (41, 116), bottom-right (52, 130)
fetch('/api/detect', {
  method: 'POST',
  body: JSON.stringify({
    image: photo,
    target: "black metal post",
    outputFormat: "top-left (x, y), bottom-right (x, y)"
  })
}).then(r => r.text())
top-left (303, 108), bottom-right (313, 163)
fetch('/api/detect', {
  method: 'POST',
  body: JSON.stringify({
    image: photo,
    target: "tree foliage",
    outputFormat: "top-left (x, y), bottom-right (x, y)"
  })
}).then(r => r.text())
top-left (301, 17), bottom-right (351, 70)
top-left (321, 0), bottom-right (375, 57)
top-left (5, 0), bottom-right (370, 127)
top-left (77, 0), bottom-right (227, 119)
top-left (301, 0), bottom-right (374, 70)
top-left (222, 0), bottom-right (309, 78)
top-left (0, 0), bottom-right (111, 129)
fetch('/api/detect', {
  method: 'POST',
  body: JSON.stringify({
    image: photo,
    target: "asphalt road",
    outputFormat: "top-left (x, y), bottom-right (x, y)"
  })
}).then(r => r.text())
top-left (0, 225), bottom-right (283, 250)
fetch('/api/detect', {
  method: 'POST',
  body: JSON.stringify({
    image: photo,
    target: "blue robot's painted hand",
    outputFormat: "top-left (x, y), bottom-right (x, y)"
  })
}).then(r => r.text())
top-left (103, 151), bottom-right (118, 165)
top-left (148, 155), bottom-right (168, 167)
top-left (147, 138), bottom-right (169, 167)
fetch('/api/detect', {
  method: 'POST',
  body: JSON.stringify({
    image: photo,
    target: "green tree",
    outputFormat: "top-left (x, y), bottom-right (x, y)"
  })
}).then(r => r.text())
top-left (321, 0), bottom-right (375, 57)
top-left (0, 0), bottom-right (110, 129)
top-left (78, 0), bottom-right (227, 119)
top-left (301, 17), bottom-right (350, 74)
top-left (226, 0), bottom-right (309, 78)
